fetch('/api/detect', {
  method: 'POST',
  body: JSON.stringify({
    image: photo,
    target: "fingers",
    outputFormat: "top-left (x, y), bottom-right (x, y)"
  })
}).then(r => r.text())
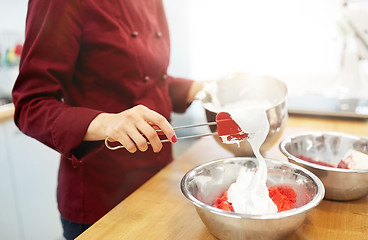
top-left (105, 105), bottom-right (176, 153)
top-left (117, 134), bottom-right (138, 153)
top-left (135, 121), bottom-right (162, 152)
top-left (135, 105), bottom-right (177, 152)
top-left (136, 105), bottom-right (176, 144)
top-left (139, 109), bottom-right (176, 144)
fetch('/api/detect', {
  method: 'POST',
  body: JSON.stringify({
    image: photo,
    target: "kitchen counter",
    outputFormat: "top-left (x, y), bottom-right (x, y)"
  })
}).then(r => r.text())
top-left (75, 115), bottom-right (367, 239)
top-left (0, 103), bottom-right (14, 123)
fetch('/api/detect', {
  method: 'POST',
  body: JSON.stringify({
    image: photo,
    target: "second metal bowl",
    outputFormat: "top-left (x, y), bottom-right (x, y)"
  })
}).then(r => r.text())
top-left (279, 131), bottom-right (368, 201)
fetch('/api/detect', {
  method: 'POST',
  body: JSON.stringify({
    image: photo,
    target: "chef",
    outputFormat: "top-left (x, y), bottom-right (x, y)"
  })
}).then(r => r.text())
top-left (12, 0), bottom-right (203, 239)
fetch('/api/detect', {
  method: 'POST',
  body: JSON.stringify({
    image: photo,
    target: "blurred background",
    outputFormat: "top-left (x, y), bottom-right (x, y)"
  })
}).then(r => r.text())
top-left (0, 0), bottom-right (367, 239)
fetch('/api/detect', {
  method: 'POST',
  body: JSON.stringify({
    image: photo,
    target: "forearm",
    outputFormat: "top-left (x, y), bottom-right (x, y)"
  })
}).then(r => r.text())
top-left (168, 76), bottom-right (204, 112)
top-left (186, 81), bottom-right (204, 103)
top-left (83, 112), bottom-right (110, 141)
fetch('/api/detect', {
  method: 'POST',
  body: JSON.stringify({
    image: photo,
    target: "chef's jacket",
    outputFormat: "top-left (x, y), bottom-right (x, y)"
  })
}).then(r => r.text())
top-left (12, 0), bottom-right (193, 224)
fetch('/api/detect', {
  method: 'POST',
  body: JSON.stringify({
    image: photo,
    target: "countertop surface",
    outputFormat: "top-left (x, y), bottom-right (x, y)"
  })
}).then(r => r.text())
top-left (0, 103), bottom-right (14, 123)
top-left (74, 115), bottom-right (368, 239)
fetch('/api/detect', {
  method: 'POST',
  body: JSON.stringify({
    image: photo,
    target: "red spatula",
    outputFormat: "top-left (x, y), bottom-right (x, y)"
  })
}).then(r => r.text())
top-left (216, 112), bottom-right (248, 143)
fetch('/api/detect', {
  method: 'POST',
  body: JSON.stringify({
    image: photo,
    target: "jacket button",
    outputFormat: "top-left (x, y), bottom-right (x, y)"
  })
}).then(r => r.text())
top-left (156, 31), bottom-right (162, 38)
top-left (131, 31), bottom-right (138, 37)
top-left (161, 74), bottom-right (167, 81)
top-left (143, 76), bottom-right (150, 82)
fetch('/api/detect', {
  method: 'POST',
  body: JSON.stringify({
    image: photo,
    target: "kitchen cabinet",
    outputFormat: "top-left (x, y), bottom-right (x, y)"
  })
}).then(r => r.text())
top-left (0, 118), bottom-right (22, 239)
top-left (0, 117), bottom-right (62, 240)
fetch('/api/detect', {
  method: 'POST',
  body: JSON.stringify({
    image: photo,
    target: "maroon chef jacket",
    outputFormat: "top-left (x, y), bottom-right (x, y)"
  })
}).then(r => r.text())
top-left (12, 0), bottom-right (193, 224)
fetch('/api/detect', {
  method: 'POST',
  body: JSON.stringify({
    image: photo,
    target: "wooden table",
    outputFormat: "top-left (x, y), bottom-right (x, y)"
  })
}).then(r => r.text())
top-left (77, 115), bottom-right (368, 240)
top-left (0, 103), bottom-right (14, 123)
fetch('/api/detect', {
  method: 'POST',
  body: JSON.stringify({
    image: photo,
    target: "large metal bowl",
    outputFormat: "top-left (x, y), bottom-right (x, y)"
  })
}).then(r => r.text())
top-left (181, 157), bottom-right (324, 240)
top-left (279, 131), bottom-right (368, 201)
top-left (198, 72), bottom-right (288, 156)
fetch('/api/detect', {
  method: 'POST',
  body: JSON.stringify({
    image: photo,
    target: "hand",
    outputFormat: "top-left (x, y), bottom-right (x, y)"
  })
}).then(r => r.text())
top-left (84, 105), bottom-right (177, 153)
top-left (186, 81), bottom-right (204, 103)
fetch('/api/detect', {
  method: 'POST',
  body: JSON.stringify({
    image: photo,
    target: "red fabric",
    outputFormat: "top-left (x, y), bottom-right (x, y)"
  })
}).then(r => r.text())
top-left (12, 0), bottom-right (193, 224)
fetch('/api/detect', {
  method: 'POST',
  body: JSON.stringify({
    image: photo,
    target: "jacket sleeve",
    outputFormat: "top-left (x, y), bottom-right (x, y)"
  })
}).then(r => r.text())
top-left (12, 0), bottom-right (103, 165)
top-left (167, 75), bottom-right (194, 113)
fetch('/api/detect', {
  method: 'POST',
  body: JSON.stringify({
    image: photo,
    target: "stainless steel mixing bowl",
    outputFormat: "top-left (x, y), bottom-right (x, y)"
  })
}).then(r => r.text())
top-left (279, 131), bottom-right (368, 201)
top-left (181, 157), bottom-right (324, 240)
top-left (198, 72), bottom-right (288, 157)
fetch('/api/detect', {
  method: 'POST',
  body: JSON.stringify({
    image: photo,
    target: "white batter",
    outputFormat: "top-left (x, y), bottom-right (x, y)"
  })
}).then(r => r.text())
top-left (200, 78), bottom-right (278, 214)
top-left (225, 108), bottom-right (277, 214)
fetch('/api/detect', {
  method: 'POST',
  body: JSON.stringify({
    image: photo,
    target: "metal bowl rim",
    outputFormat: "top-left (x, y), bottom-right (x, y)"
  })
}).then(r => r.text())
top-left (279, 131), bottom-right (368, 173)
top-left (201, 73), bottom-right (288, 113)
top-left (180, 157), bottom-right (325, 220)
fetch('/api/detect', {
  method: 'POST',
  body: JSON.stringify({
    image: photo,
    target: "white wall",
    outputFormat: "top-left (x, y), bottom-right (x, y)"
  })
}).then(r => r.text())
top-left (0, 0), bottom-right (27, 98)
top-left (1, 0), bottom-right (351, 91)
top-left (164, 0), bottom-right (351, 131)
top-left (167, 0), bottom-right (345, 83)
top-left (0, 0), bottom-right (27, 33)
